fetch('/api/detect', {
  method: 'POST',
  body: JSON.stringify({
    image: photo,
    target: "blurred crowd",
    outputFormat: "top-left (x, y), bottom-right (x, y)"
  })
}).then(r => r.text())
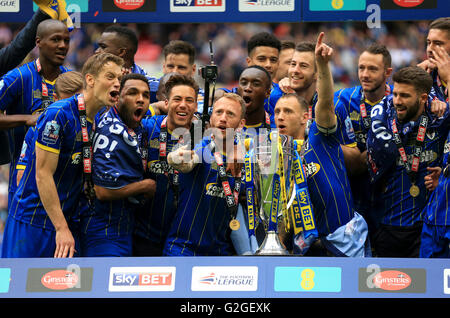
top-left (0, 20), bottom-right (431, 87)
top-left (0, 19), bottom-right (433, 246)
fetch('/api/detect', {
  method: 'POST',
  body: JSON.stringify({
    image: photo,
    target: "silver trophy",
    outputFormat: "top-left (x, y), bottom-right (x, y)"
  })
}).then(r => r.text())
top-left (251, 131), bottom-right (295, 255)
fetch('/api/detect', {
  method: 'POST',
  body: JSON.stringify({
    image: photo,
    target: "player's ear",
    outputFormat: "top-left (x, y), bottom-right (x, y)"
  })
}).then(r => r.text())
top-left (239, 118), bottom-right (246, 130)
top-left (85, 73), bottom-right (95, 88)
top-left (420, 92), bottom-right (428, 105)
top-left (385, 67), bottom-right (393, 79)
top-left (118, 47), bottom-right (127, 59)
top-left (301, 109), bottom-right (309, 125)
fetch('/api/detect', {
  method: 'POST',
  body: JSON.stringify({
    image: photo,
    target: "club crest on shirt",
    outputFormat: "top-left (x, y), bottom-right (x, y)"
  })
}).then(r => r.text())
top-left (33, 88), bottom-right (42, 99)
top-left (42, 120), bottom-right (60, 144)
top-left (149, 139), bottom-right (160, 149)
top-left (71, 152), bottom-right (81, 164)
top-left (350, 110), bottom-right (360, 122)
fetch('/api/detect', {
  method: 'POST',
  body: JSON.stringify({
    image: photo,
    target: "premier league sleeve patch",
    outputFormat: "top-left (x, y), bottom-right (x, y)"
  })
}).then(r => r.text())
top-left (42, 120), bottom-right (60, 145)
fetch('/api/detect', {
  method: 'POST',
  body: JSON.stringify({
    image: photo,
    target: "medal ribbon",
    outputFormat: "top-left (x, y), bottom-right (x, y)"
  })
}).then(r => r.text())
top-left (360, 84), bottom-right (391, 130)
top-left (391, 114), bottom-right (428, 188)
top-left (36, 58), bottom-right (55, 108)
top-left (77, 94), bottom-right (96, 204)
top-left (159, 116), bottom-right (180, 207)
top-left (210, 137), bottom-right (241, 220)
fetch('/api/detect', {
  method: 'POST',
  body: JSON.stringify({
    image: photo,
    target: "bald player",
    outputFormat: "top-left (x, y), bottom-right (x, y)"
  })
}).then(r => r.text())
top-left (0, 19), bottom-right (71, 208)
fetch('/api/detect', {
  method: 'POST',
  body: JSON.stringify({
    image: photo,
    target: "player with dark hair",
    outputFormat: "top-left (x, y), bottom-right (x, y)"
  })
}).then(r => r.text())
top-left (274, 40), bottom-right (295, 84)
top-left (246, 32), bottom-right (281, 79)
top-left (80, 73), bottom-right (155, 257)
top-left (96, 25), bottom-right (141, 74)
top-left (333, 43), bottom-right (394, 247)
top-left (1, 53), bottom-right (123, 258)
top-left (280, 41), bottom-right (358, 163)
top-left (245, 32), bottom-right (282, 122)
top-left (417, 17), bottom-right (450, 258)
top-left (95, 25), bottom-right (160, 107)
top-left (239, 65), bottom-right (275, 137)
top-left (231, 65), bottom-right (275, 253)
top-left (367, 66), bottom-right (449, 257)
top-left (162, 40), bottom-right (197, 76)
top-left (275, 33), bottom-right (370, 257)
top-left (216, 32), bottom-right (282, 123)
top-left (133, 74), bottom-right (199, 256)
top-left (418, 17), bottom-right (450, 103)
top-left (149, 40), bottom-right (205, 115)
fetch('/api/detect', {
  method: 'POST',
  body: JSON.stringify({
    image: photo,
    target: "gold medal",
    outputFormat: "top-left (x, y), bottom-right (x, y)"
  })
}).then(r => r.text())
top-left (409, 185), bottom-right (420, 197)
top-left (229, 219), bottom-right (240, 231)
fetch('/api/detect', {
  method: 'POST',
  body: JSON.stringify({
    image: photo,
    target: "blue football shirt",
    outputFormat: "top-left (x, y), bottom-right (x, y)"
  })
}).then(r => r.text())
top-left (8, 94), bottom-right (88, 231)
top-left (0, 59), bottom-right (69, 203)
top-left (163, 137), bottom-right (238, 256)
top-left (303, 120), bottom-right (355, 236)
top-left (134, 115), bottom-right (182, 249)
top-left (82, 106), bottom-right (146, 238)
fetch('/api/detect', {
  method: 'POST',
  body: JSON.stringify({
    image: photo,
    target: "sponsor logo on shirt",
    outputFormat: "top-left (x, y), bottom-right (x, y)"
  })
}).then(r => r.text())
top-left (148, 160), bottom-right (176, 175)
top-left (206, 182), bottom-right (227, 198)
top-left (395, 150), bottom-right (438, 167)
top-left (304, 162), bottom-right (320, 178)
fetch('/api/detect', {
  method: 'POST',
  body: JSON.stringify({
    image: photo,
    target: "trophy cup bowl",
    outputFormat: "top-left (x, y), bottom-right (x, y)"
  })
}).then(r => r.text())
top-left (252, 131), bottom-right (295, 255)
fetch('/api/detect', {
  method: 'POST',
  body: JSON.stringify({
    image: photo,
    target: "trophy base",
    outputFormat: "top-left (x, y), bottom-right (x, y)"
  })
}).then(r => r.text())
top-left (255, 231), bottom-right (290, 256)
